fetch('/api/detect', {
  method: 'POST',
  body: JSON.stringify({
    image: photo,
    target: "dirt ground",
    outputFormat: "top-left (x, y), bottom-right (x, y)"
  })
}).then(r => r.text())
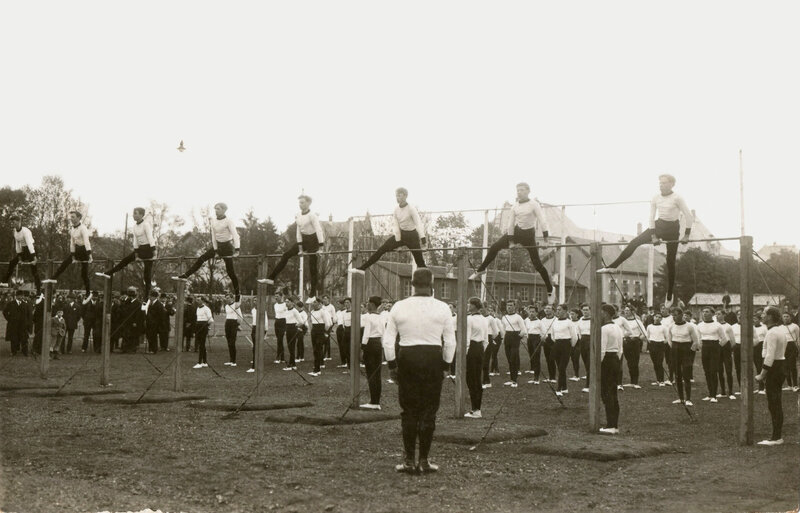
top-left (1, 320), bottom-right (798, 513)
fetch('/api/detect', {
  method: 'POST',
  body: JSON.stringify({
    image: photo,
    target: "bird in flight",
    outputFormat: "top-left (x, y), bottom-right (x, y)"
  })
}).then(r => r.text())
top-left (177, 140), bottom-right (186, 152)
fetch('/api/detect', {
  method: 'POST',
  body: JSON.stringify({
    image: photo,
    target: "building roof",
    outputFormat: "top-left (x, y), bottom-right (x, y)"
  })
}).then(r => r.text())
top-left (687, 293), bottom-right (785, 307)
top-left (756, 244), bottom-right (798, 260)
top-left (372, 260), bottom-right (586, 289)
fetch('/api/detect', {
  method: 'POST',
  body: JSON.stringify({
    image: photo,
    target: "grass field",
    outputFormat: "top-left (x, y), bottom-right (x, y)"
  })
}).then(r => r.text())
top-left (1, 317), bottom-right (798, 513)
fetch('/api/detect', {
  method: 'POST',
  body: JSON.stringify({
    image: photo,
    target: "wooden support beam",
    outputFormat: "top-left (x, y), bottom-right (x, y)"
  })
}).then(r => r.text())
top-left (254, 257), bottom-right (268, 397)
top-left (739, 235), bottom-right (754, 445)
top-left (172, 279), bottom-right (186, 392)
top-left (100, 275), bottom-right (113, 386)
top-left (454, 248), bottom-right (468, 417)
top-left (350, 271), bottom-right (364, 407)
top-left (39, 280), bottom-right (53, 379)
top-left (588, 242), bottom-right (603, 432)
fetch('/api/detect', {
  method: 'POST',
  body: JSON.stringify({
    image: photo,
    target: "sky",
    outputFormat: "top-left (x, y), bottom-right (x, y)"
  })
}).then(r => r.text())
top-left (2, 1), bottom-right (798, 253)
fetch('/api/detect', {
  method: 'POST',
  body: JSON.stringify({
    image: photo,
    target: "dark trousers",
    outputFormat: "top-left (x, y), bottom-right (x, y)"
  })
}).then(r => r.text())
top-left (397, 346), bottom-right (444, 461)
top-left (3, 248), bottom-right (42, 293)
top-left (570, 340), bottom-right (581, 377)
top-left (53, 246), bottom-right (91, 294)
top-left (107, 245), bottom-right (154, 296)
top-left (225, 319), bottom-right (238, 363)
top-left (489, 335), bottom-right (501, 374)
top-left (196, 323), bottom-right (209, 363)
top-left (159, 329), bottom-right (169, 351)
top-left (527, 335), bottom-right (542, 379)
top-left (701, 341), bottom-right (721, 397)
top-left (664, 343), bottom-right (675, 381)
top-left (784, 342), bottom-right (798, 388)
top-left (482, 336), bottom-right (495, 384)
top-left (649, 341), bottom-right (667, 383)
top-left (553, 339), bottom-right (572, 391)
top-left (765, 361), bottom-right (784, 440)
top-left (146, 330), bottom-right (159, 353)
top-left (601, 353), bottom-right (621, 428)
top-left (359, 230), bottom-right (426, 270)
top-left (622, 337), bottom-right (641, 385)
top-left (9, 335), bottom-right (29, 356)
top-left (718, 343), bottom-right (734, 395)
top-left (672, 343), bottom-right (694, 401)
top-left (608, 219), bottom-right (679, 298)
top-left (312, 325), bottom-right (328, 373)
top-left (340, 326), bottom-right (351, 366)
top-left (323, 330), bottom-right (331, 359)
top-left (274, 318), bottom-right (286, 362)
top-left (64, 328), bottom-right (76, 353)
top-left (579, 335), bottom-right (591, 383)
top-left (754, 343), bottom-right (765, 391)
top-left (183, 241), bottom-right (239, 295)
top-left (476, 226), bottom-right (552, 292)
top-left (543, 336), bottom-right (556, 380)
top-left (297, 329), bottom-right (306, 360)
top-left (285, 324), bottom-right (299, 367)
top-left (503, 332), bottom-right (521, 383)
top-left (269, 234), bottom-right (320, 297)
top-left (467, 341), bottom-right (484, 411)
top-left (733, 344), bottom-right (742, 386)
top-left (183, 323), bottom-right (194, 351)
top-left (363, 338), bottom-right (383, 404)
top-left (82, 325), bottom-right (101, 352)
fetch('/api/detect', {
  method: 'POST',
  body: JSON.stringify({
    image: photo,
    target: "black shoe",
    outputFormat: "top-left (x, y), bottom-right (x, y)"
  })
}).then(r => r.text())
top-left (418, 459), bottom-right (439, 473)
top-left (395, 460), bottom-right (417, 474)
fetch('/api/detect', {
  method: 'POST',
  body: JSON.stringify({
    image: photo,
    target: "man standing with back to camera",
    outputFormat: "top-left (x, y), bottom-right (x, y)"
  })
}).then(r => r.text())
top-left (383, 268), bottom-right (456, 474)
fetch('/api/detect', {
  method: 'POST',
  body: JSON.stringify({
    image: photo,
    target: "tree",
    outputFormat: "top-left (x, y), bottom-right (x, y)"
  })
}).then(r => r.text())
top-left (0, 187), bottom-right (29, 262)
top-left (24, 176), bottom-right (87, 260)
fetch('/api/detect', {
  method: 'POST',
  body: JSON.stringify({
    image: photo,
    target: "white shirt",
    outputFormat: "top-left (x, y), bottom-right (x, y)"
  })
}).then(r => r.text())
top-left (646, 323), bottom-right (667, 342)
top-left (525, 317), bottom-right (542, 337)
top-left (251, 307), bottom-right (269, 330)
top-left (467, 313), bottom-right (490, 350)
top-left (650, 192), bottom-right (693, 228)
top-left (730, 323), bottom-right (741, 344)
top-left (577, 318), bottom-right (591, 337)
top-left (382, 296), bottom-right (457, 363)
top-left (361, 312), bottom-right (385, 344)
top-left (666, 322), bottom-right (699, 344)
top-left (613, 316), bottom-right (633, 338)
top-left (499, 313), bottom-right (527, 336)
top-left (552, 318), bottom-right (578, 345)
top-left (696, 321), bottom-right (728, 343)
top-left (69, 223), bottom-right (91, 252)
top-left (274, 301), bottom-right (287, 320)
top-left (782, 323), bottom-right (800, 344)
top-left (661, 315), bottom-right (674, 334)
top-left (322, 304), bottom-right (336, 324)
top-left (754, 324), bottom-right (767, 343)
top-left (763, 326), bottom-right (788, 367)
top-left (310, 308), bottom-right (333, 330)
top-left (485, 315), bottom-right (499, 337)
top-left (298, 310), bottom-right (308, 326)
top-left (13, 227), bottom-right (35, 254)
top-left (601, 323), bottom-right (624, 358)
top-left (719, 323), bottom-right (735, 346)
top-left (341, 310), bottom-right (353, 327)
top-left (224, 302), bottom-right (242, 321)
top-left (284, 308), bottom-right (304, 325)
top-left (393, 204), bottom-right (425, 240)
top-left (196, 305), bottom-right (213, 323)
top-left (296, 211), bottom-right (325, 243)
top-left (211, 216), bottom-right (240, 249)
top-left (540, 316), bottom-right (557, 339)
top-left (625, 317), bottom-right (647, 339)
top-left (506, 198), bottom-right (549, 235)
top-left (132, 220), bottom-right (156, 249)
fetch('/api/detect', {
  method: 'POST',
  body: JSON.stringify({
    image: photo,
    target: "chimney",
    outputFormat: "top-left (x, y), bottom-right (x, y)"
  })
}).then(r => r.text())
top-left (636, 222), bottom-right (642, 235)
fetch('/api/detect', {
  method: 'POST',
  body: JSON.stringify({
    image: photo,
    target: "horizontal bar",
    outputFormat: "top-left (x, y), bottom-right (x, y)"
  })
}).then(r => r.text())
top-left (0, 236), bottom-right (743, 267)
top-left (350, 201), bottom-right (650, 219)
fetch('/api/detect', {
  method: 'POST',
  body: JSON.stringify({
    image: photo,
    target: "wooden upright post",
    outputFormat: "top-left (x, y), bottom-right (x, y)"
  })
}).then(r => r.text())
top-left (39, 280), bottom-right (54, 379)
top-left (350, 271), bottom-right (364, 407)
top-left (647, 246), bottom-right (655, 307)
top-left (100, 275), bottom-right (113, 386)
top-left (172, 279), bottom-right (186, 392)
top-left (559, 205), bottom-right (567, 304)
top-left (481, 210), bottom-right (489, 303)
top-left (739, 235), bottom-right (754, 445)
top-left (454, 249), bottom-right (469, 417)
top-left (254, 257), bottom-right (268, 397)
top-left (347, 217), bottom-right (354, 297)
top-left (588, 242), bottom-right (603, 431)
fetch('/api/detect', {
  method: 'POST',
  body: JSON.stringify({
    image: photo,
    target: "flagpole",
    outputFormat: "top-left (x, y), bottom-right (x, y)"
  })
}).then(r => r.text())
top-left (739, 149), bottom-right (745, 236)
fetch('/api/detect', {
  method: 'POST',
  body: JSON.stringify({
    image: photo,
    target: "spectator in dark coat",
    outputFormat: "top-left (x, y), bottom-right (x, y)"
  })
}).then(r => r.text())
top-left (144, 289), bottom-right (165, 353)
top-left (3, 290), bottom-right (31, 356)
top-left (62, 294), bottom-right (81, 354)
top-left (159, 292), bottom-right (175, 351)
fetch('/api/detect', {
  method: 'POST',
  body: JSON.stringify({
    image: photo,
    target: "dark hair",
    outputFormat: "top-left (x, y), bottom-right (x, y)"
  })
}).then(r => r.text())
top-left (69, 210), bottom-right (82, 219)
top-left (149, 289), bottom-right (159, 298)
top-left (298, 194), bottom-right (312, 203)
top-left (601, 304), bottom-right (616, 318)
top-left (9, 214), bottom-right (20, 221)
top-left (764, 306), bottom-right (782, 325)
top-left (133, 207), bottom-right (145, 217)
top-left (396, 187), bottom-right (408, 195)
top-left (411, 268), bottom-right (433, 288)
top-left (368, 296), bottom-right (382, 308)
top-left (468, 297), bottom-right (482, 310)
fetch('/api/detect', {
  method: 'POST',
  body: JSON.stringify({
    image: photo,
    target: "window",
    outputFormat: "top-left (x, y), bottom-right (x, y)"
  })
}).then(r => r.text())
top-left (634, 280), bottom-right (641, 296)
top-left (440, 281), bottom-right (451, 299)
top-left (402, 279), bottom-right (412, 298)
top-left (566, 254), bottom-right (572, 266)
top-left (534, 287), bottom-right (546, 303)
top-left (520, 287), bottom-right (529, 302)
top-left (622, 279), bottom-right (629, 295)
